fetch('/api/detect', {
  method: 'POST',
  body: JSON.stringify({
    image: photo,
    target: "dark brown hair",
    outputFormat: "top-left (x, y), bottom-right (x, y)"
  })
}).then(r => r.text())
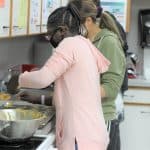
top-left (47, 7), bottom-right (80, 35)
top-left (47, 6), bottom-right (81, 47)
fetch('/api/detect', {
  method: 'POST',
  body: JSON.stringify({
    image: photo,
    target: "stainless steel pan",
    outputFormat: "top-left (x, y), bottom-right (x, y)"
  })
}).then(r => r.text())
top-left (0, 104), bottom-right (47, 142)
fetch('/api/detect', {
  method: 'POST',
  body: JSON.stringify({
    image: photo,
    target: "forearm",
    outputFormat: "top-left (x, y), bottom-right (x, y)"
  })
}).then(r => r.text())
top-left (19, 66), bottom-right (55, 89)
top-left (102, 76), bottom-right (121, 97)
top-left (19, 40), bottom-right (75, 89)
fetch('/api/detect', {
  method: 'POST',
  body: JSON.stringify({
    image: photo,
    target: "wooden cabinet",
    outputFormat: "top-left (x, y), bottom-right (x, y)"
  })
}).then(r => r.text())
top-left (0, 0), bottom-right (62, 38)
top-left (120, 104), bottom-right (150, 150)
top-left (41, 0), bottom-right (61, 33)
top-left (11, 0), bottom-right (28, 36)
top-left (126, 0), bottom-right (131, 32)
top-left (28, 0), bottom-right (41, 34)
top-left (0, 0), bottom-right (11, 38)
top-left (101, 0), bottom-right (131, 32)
top-left (61, 0), bottom-right (69, 6)
top-left (51, 0), bottom-right (61, 10)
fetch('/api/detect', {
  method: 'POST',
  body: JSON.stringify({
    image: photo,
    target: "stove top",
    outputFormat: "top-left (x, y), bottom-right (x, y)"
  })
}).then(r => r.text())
top-left (0, 116), bottom-right (56, 150)
top-left (0, 137), bottom-right (45, 150)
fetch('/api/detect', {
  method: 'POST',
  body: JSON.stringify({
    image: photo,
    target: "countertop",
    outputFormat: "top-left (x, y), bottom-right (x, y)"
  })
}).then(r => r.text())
top-left (123, 86), bottom-right (150, 105)
top-left (128, 77), bottom-right (150, 88)
top-left (36, 131), bottom-right (56, 150)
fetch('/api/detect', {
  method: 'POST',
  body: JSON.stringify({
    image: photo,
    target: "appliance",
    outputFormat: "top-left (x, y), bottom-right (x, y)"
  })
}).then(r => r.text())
top-left (139, 9), bottom-right (150, 48)
top-left (127, 52), bottom-right (139, 79)
top-left (0, 120), bottom-right (55, 150)
top-left (0, 101), bottom-right (56, 150)
top-left (0, 115), bottom-right (55, 150)
top-left (0, 137), bottom-right (44, 150)
top-left (0, 63), bottom-right (56, 149)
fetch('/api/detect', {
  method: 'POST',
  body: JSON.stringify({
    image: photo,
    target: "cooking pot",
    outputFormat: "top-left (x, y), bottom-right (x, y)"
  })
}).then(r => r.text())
top-left (0, 104), bottom-right (47, 142)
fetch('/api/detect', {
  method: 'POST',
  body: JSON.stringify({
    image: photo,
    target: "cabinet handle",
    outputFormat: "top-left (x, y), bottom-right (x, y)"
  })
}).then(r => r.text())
top-left (141, 111), bottom-right (150, 114)
top-left (3, 26), bottom-right (10, 29)
top-left (123, 94), bottom-right (135, 98)
top-left (13, 26), bottom-right (23, 30)
top-left (42, 24), bottom-right (46, 26)
top-left (13, 26), bottom-right (19, 28)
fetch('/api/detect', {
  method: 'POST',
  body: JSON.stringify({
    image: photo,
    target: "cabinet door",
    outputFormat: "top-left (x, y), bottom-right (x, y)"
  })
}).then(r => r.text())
top-left (41, 0), bottom-right (61, 33)
top-left (101, 0), bottom-right (131, 32)
top-left (61, 0), bottom-right (69, 6)
top-left (51, 0), bottom-right (61, 10)
top-left (120, 105), bottom-right (150, 150)
top-left (0, 0), bottom-right (11, 37)
top-left (28, 0), bottom-right (41, 34)
top-left (11, 0), bottom-right (28, 36)
top-left (124, 88), bottom-right (150, 103)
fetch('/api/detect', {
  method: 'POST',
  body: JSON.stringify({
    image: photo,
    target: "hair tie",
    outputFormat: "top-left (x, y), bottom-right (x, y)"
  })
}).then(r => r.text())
top-left (96, 6), bottom-right (103, 18)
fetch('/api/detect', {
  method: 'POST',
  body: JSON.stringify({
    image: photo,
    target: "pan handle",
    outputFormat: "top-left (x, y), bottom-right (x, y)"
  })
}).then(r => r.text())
top-left (0, 123), bottom-right (11, 140)
top-left (0, 123), bottom-right (10, 132)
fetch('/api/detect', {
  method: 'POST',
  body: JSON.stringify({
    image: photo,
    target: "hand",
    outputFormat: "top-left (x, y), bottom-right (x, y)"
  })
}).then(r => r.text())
top-left (19, 91), bottom-right (41, 103)
top-left (19, 88), bottom-right (53, 105)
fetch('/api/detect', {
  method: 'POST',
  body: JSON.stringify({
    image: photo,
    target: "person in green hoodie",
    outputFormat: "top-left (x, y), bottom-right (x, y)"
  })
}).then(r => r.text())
top-left (67, 0), bottom-right (126, 150)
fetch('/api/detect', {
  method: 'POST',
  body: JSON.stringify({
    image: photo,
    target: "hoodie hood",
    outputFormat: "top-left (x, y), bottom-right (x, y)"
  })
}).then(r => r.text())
top-left (78, 36), bottom-right (110, 73)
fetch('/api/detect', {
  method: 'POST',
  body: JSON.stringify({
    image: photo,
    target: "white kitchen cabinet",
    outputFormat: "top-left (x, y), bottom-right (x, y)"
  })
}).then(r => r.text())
top-left (120, 104), bottom-right (150, 150)
top-left (123, 88), bottom-right (150, 103)
top-left (51, 0), bottom-right (61, 10)
top-left (11, 0), bottom-right (28, 36)
top-left (41, 0), bottom-right (61, 33)
top-left (28, 0), bottom-right (41, 34)
top-left (61, 0), bottom-right (69, 6)
top-left (0, 0), bottom-right (11, 37)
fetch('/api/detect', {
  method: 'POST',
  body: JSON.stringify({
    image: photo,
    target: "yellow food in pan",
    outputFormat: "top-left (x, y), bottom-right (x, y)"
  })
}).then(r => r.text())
top-left (0, 92), bottom-right (11, 100)
top-left (0, 108), bottom-right (46, 121)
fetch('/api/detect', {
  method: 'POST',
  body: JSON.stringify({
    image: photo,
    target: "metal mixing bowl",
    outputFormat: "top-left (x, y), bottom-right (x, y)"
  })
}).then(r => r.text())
top-left (0, 106), bottom-right (46, 142)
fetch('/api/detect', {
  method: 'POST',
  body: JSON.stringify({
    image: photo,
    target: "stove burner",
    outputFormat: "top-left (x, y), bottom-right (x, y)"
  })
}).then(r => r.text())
top-left (0, 137), bottom-right (45, 150)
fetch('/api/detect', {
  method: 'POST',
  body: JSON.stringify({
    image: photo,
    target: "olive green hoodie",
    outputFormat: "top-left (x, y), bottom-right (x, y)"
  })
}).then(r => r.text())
top-left (93, 28), bottom-right (126, 121)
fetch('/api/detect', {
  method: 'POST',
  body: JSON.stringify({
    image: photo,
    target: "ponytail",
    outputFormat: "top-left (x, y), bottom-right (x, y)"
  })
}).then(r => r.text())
top-left (68, 0), bottom-right (124, 47)
top-left (99, 12), bottom-right (124, 47)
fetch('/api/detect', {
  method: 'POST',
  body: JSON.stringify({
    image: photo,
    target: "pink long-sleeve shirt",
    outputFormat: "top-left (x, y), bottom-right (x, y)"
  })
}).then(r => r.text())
top-left (19, 35), bottom-right (110, 150)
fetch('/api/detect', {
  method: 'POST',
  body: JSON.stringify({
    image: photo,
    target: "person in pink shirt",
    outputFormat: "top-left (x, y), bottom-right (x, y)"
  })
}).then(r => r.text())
top-left (19, 6), bottom-right (110, 150)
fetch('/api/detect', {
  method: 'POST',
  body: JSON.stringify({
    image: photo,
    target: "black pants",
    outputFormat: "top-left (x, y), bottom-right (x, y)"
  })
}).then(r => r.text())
top-left (75, 144), bottom-right (78, 150)
top-left (107, 120), bottom-right (120, 150)
top-left (75, 138), bottom-right (78, 150)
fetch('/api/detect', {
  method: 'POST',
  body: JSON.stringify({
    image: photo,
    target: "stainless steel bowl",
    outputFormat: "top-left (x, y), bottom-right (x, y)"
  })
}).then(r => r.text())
top-left (0, 106), bottom-right (46, 141)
